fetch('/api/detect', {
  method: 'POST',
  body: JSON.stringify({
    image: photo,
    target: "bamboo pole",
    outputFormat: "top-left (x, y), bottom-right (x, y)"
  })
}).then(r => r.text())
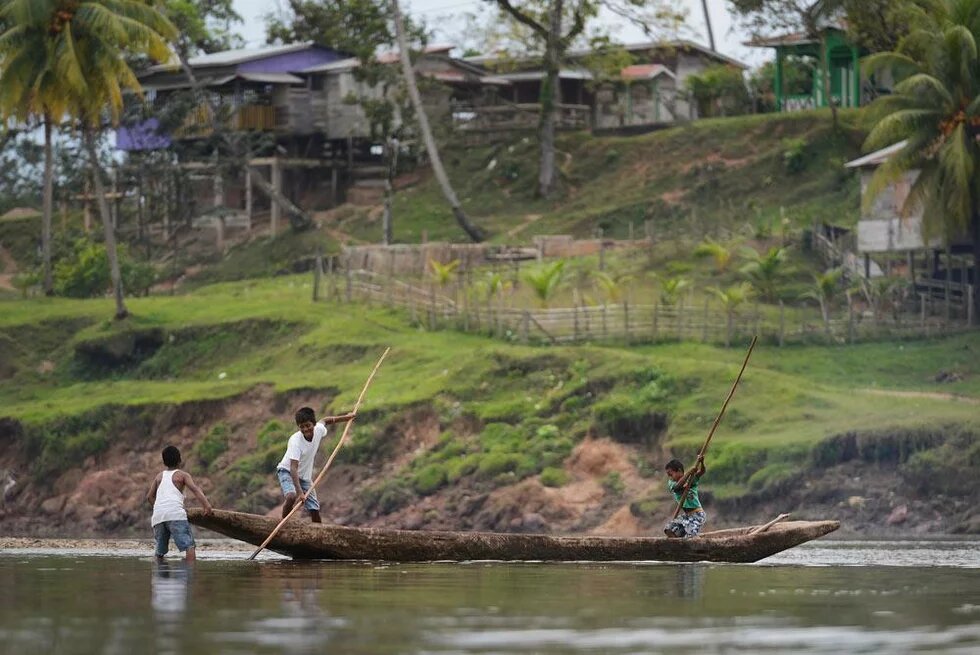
top-left (672, 335), bottom-right (758, 520)
top-left (248, 348), bottom-right (391, 560)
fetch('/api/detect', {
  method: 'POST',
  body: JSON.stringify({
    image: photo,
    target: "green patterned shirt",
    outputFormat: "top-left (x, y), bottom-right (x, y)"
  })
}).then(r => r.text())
top-left (668, 476), bottom-right (702, 510)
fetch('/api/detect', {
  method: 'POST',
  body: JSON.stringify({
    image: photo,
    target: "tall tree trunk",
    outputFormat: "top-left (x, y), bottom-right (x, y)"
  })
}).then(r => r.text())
top-left (41, 116), bottom-right (54, 295)
top-left (85, 130), bottom-right (128, 320)
top-left (700, 0), bottom-right (715, 51)
top-left (972, 201), bottom-right (980, 325)
top-left (538, 0), bottom-right (563, 198)
top-left (382, 136), bottom-right (398, 245)
top-left (391, 0), bottom-right (485, 242)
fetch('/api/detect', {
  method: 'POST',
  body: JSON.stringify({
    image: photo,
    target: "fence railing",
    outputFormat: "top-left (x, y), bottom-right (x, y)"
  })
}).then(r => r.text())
top-left (312, 264), bottom-right (976, 347)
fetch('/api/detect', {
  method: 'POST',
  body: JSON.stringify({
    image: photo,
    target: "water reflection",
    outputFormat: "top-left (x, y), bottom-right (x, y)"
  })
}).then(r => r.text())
top-left (152, 561), bottom-right (191, 617)
top-left (0, 542), bottom-right (978, 655)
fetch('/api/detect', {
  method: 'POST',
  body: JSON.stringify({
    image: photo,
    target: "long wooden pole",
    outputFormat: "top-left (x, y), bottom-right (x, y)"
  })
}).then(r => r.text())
top-left (248, 348), bottom-right (391, 560)
top-left (672, 336), bottom-right (757, 520)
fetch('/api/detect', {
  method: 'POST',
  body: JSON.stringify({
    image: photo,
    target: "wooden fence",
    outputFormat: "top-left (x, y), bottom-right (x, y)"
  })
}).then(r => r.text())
top-left (313, 264), bottom-right (976, 346)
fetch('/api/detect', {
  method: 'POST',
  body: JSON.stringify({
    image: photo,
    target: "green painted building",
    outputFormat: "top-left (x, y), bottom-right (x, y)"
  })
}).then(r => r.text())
top-left (748, 27), bottom-right (871, 112)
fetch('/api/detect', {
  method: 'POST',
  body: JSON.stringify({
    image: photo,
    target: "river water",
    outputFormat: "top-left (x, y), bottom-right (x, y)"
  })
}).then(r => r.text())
top-left (1, 540), bottom-right (978, 655)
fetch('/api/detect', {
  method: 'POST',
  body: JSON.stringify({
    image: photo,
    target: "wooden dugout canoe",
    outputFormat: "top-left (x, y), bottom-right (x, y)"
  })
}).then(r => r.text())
top-left (188, 509), bottom-right (839, 563)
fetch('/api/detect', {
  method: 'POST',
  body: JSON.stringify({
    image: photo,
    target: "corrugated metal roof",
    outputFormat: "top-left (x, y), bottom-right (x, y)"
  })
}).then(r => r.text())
top-left (495, 69), bottom-right (593, 81)
top-left (145, 42), bottom-right (318, 74)
top-left (844, 141), bottom-right (908, 168)
top-left (237, 72), bottom-right (305, 85)
top-left (142, 75), bottom-right (235, 91)
top-left (302, 57), bottom-right (360, 74)
top-left (465, 39), bottom-right (748, 70)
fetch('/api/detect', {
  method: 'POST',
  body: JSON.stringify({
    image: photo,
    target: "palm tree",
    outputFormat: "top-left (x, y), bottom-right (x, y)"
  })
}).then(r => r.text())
top-left (428, 258), bottom-right (461, 287)
top-left (708, 282), bottom-right (753, 347)
top-left (740, 246), bottom-right (786, 302)
top-left (863, 0), bottom-right (980, 323)
top-left (802, 268), bottom-right (842, 333)
top-left (16, 0), bottom-right (176, 318)
top-left (694, 237), bottom-right (736, 273)
top-left (524, 260), bottom-right (565, 308)
top-left (0, 5), bottom-right (72, 295)
top-left (658, 276), bottom-right (688, 306)
top-left (391, 0), bottom-right (484, 242)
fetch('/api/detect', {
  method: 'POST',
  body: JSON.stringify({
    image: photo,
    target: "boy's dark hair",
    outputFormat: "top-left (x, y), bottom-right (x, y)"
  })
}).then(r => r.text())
top-left (665, 459), bottom-right (684, 473)
top-left (162, 446), bottom-right (181, 468)
top-left (295, 407), bottom-right (317, 425)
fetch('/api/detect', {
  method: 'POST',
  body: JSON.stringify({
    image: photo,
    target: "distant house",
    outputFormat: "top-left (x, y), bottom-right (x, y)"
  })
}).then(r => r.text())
top-left (746, 26), bottom-right (891, 112)
top-left (461, 40), bottom-right (748, 133)
top-left (845, 143), bottom-right (973, 292)
top-left (116, 42), bottom-right (348, 152)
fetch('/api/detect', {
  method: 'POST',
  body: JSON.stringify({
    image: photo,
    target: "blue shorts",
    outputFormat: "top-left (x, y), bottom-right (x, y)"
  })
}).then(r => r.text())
top-left (276, 469), bottom-right (320, 511)
top-left (153, 520), bottom-right (196, 557)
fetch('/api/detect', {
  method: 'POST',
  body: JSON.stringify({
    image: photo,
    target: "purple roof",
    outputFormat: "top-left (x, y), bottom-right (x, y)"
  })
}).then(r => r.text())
top-left (116, 118), bottom-right (171, 152)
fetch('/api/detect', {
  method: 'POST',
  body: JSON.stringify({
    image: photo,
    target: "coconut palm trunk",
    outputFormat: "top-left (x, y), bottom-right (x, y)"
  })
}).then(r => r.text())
top-left (391, 0), bottom-right (484, 242)
top-left (41, 116), bottom-right (54, 295)
top-left (84, 130), bottom-right (128, 319)
top-left (537, 0), bottom-right (563, 198)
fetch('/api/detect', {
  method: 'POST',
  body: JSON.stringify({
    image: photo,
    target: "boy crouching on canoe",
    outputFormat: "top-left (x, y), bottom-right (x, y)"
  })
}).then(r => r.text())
top-left (147, 445), bottom-right (213, 562)
top-left (276, 406), bottom-right (356, 523)
top-left (663, 455), bottom-right (706, 539)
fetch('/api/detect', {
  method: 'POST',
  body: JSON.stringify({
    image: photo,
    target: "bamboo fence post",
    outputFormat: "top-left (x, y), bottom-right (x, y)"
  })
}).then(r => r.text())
top-left (573, 303), bottom-right (580, 342)
top-left (725, 312), bottom-right (732, 348)
top-left (652, 302), bottom-right (659, 340)
top-left (345, 254), bottom-right (352, 303)
top-left (428, 283), bottom-right (436, 330)
top-left (327, 255), bottom-right (335, 300)
top-left (968, 285), bottom-right (975, 326)
top-left (778, 300), bottom-right (785, 347)
top-left (702, 299), bottom-right (709, 342)
top-left (624, 301), bottom-right (631, 343)
top-left (313, 248), bottom-right (322, 302)
top-left (848, 301), bottom-right (855, 344)
top-left (386, 250), bottom-right (394, 308)
top-left (601, 304), bottom-right (608, 340)
top-left (248, 348), bottom-right (390, 560)
top-left (521, 311), bottom-right (530, 344)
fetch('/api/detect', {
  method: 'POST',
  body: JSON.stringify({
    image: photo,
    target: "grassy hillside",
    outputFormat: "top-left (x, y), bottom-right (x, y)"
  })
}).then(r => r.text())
top-left (1, 274), bottom-right (978, 535)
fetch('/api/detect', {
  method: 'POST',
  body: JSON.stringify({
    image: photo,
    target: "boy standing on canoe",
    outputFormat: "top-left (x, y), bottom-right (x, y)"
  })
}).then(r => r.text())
top-left (147, 445), bottom-right (213, 562)
top-left (276, 406), bottom-right (356, 523)
top-left (663, 455), bottom-right (706, 539)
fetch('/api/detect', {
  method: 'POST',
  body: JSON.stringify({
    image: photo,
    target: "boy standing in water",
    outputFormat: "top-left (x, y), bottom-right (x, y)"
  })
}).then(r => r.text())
top-left (663, 455), bottom-right (707, 539)
top-left (276, 406), bottom-right (356, 523)
top-left (147, 445), bottom-right (213, 562)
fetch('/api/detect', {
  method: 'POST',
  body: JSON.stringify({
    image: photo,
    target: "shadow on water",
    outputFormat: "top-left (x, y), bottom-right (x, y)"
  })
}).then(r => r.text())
top-left (0, 541), bottom-right (978, 654)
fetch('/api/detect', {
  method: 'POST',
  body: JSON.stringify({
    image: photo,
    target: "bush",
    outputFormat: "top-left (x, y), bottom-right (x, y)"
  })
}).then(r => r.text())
top-left (412, 464), bottom-right (448, 495)
top-left (782, 138), bottom-right (807, 174)
top-left (747, 463), bottom-right (800, 494)
top-left (53, 237), bottom-right (156, 298)
top-left (257, 420), bottom-right (286, 449)
top-left (708, 442), bottom-right (768, 484)
top-left (446, 454), bottom-right (480, 482)
top-left (363, 478), bottom-right (415, 514)
top-left (477, 451), bottom-right (534, 479)
top-left (601, 471), bottom-right (625, 496)
top-left (193, 423), bottom-right (229, 470)
top-left (592, 394), bottom-right (668, 443)
top-left (540, 467), bottom-right (569, 487)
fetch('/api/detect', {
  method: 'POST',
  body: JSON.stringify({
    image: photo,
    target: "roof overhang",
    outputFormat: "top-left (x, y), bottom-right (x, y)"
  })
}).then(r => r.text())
top-left (845, 141), bottom-right (907, 168)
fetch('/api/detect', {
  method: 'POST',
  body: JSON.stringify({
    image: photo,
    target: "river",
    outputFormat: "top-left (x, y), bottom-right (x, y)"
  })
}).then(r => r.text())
top-left (1, 540), bottom-right (978, 654)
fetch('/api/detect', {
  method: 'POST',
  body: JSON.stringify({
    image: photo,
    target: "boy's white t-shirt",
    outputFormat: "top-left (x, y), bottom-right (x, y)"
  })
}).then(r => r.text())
top-left (276, 423), bottom-right (327, 480)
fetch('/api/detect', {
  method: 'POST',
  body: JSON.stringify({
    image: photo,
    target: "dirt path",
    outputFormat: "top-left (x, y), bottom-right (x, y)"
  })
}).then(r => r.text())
top-left (862, 388), bottom-right (980, 405)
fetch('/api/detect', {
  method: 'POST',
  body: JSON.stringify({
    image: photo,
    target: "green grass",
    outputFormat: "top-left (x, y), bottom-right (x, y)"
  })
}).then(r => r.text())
top-left (344, 110), bottom-right (865, 246)
top-left (2, 275), bottom-right (978, 477)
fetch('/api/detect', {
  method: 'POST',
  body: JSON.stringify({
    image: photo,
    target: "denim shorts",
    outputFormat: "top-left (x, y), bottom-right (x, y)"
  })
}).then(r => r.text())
top-left (276, 468), bottom-right (320, 511)
top-left (153, 520), bottom-right (196, 557)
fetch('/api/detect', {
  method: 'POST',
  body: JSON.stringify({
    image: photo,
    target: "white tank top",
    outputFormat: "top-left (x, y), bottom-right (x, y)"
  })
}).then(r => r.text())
top-left (151, 470), bottom-right (188, 526)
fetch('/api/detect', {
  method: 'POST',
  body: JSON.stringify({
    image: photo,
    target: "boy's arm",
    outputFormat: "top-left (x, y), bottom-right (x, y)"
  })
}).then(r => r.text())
top-left (146, 474), bottom-right (161, 506)
top-left (321, 412), bottom-right (356, 426)
top-left (180, 472), bottom-right (213, 514)
top-left (694, 454), bottom-right (706, 478)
